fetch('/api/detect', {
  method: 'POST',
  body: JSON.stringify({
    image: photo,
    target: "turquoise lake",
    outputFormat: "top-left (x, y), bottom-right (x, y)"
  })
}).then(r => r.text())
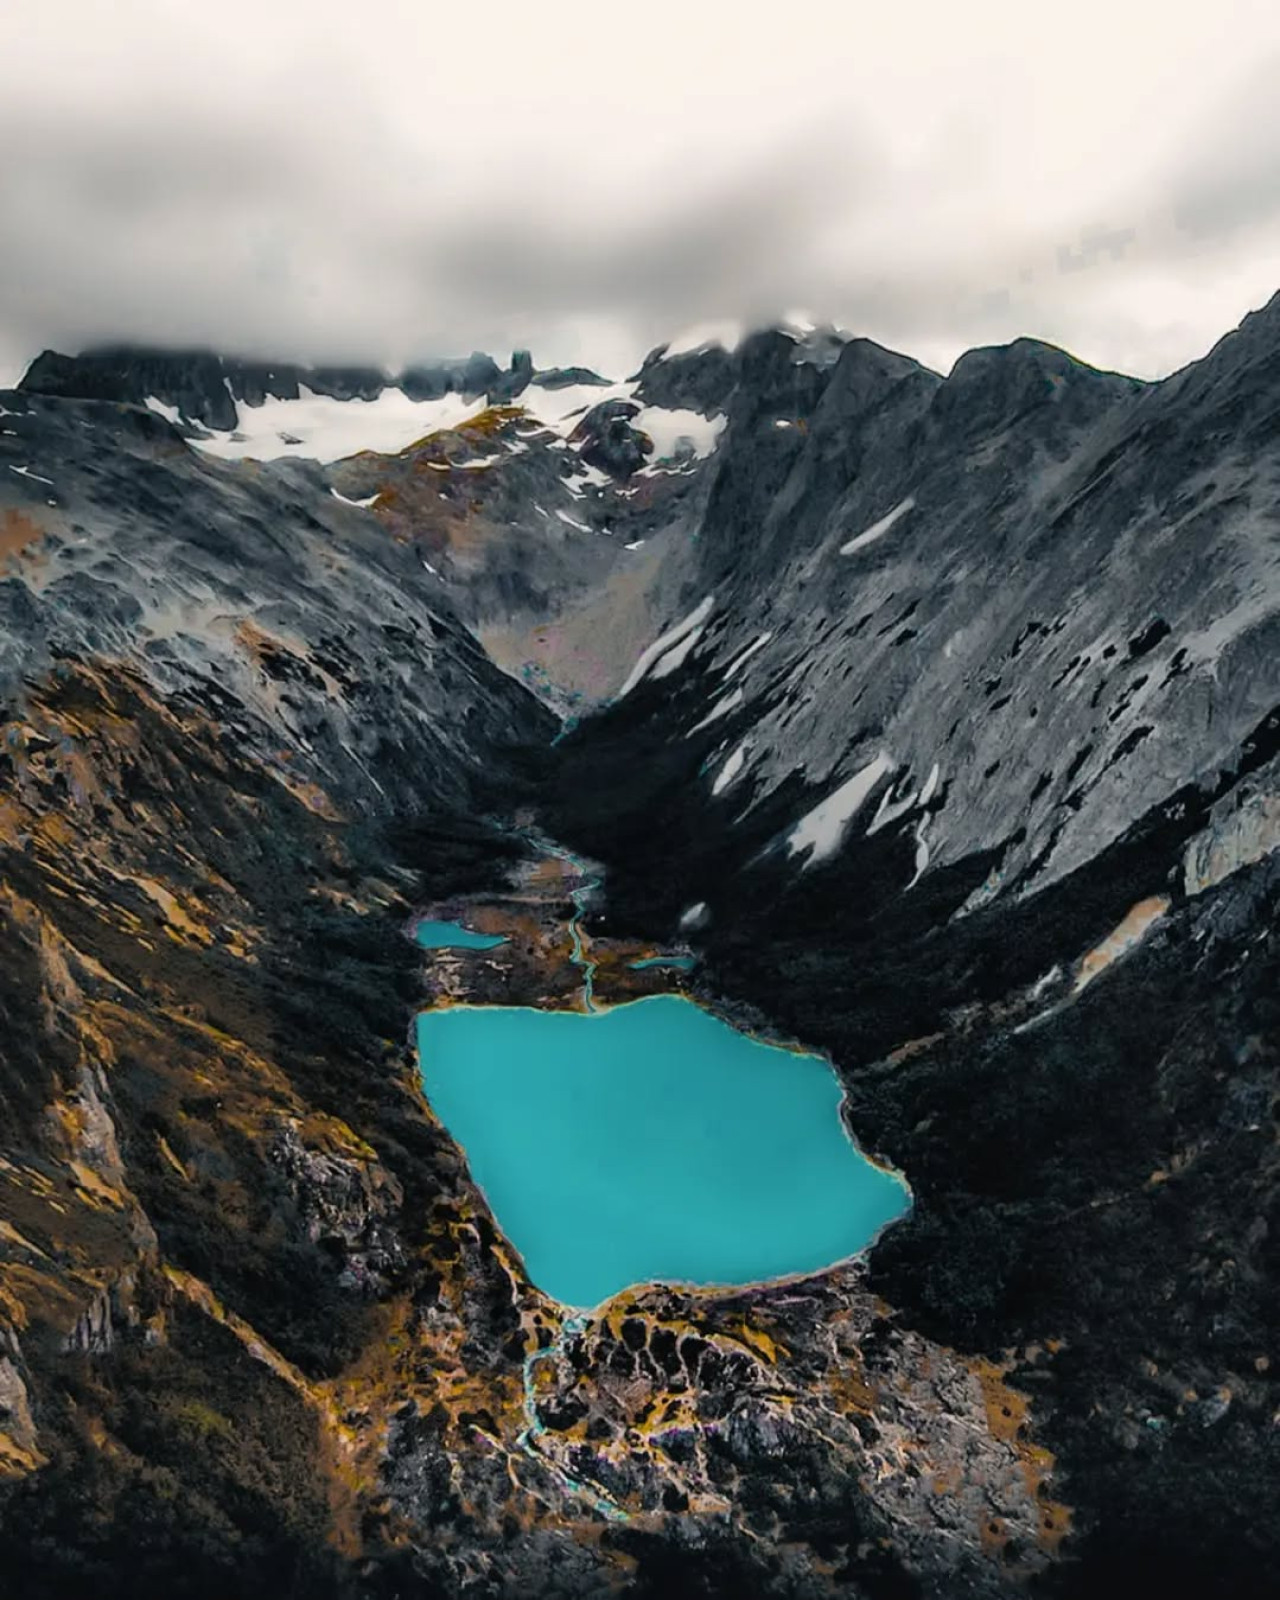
top-left (415, 994), bottom-right (909, 1308)
top-left (627, 955), bottom-right (697, 971)
top-left (416, 919), bottom-right (508, 950)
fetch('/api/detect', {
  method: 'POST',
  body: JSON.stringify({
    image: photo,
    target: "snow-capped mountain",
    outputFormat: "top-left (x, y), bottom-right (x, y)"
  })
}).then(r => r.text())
top-left (2, 296), bottom-right (1280, 1597)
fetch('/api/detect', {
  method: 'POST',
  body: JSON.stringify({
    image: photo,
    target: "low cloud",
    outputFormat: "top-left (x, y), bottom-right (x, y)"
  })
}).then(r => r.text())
top-left (1, 3), bottom-right (1279, 384)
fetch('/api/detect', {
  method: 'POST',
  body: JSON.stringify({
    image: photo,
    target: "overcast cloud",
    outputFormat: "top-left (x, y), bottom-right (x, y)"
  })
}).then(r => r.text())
top-left (3, 0), bottom-right (1280, 385)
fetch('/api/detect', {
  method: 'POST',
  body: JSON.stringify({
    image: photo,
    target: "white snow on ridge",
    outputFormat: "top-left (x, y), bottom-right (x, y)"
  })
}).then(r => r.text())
top-left (712, 744), bottom-right (748, 796)
top-left (781, 308), bottom-right (818, 336)
top-left (616, 595), bottom-right (715, 699)
top-left (144, 396), bottom-right (183, 426)
top-left (788, 753), bottom-right (895, 866)
top-left (191, 386), bottom-right (489, 464)
top-left (840, 495), bottom-right (916, 555)
top-left (919, 762), bottom-right (941, 806)
top-left (689, 688), bottom-right (744, 735)
top-left (555, 509), bottom-right (592, 533)
top-left (330, 487), bottom-right (380, 509)
top-left (723, 631), bottom-right (772, 679)
top-left (516, 380), bottom-right (636, 435)
top-left (9, 464), bottom-right (53, 486)
top-left (511, 379), bottom-right (727, 468)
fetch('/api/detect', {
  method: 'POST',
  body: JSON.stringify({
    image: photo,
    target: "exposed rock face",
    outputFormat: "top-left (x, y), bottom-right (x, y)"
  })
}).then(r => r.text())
top-left (572, 397), bottom-right (653, 479)
top-left (490, 348), bottom-right (535, 402)
top-left (631, 340), bottom-right (740, 415)
top-left (2, 292), bottom-right (1280, 1596)
top-left (533, 364), bottom-right (610, 391)
top-left (268, 1117), bottom-right (408, 1297)
top-left (1184, 751), bottom-right (1280, 894)
top-left (543, 295), bottom-right (1280, 1595)
top-left (551, 297), bottom-right (1280, 907)
top-left (20, 347), bottom-right (250, 430)
top-left (400, 350), bottom-right (503, 402)
top-left (20, 345), bottom-right (541, 430)
top-left (0, 1352), bottom-right (43, 1478)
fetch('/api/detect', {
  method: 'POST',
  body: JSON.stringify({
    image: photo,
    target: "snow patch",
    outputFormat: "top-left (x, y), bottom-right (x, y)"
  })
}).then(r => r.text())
top-left (191, 385), bottom-right (489, 464)
top-left (840, 496), bottom-right (916, 555)
top-left (918, 761), bottom-right (941, 806)
top-left (788, 753), bottom-right (895, 866)
top-left (516, 379), bottom-right (637, 436)
top-left (867, 781), bottom-right (918, 836)
top-left (9, 464), bottom-right (53, 486)
top-left (689, 689), bottom-right (743, 735)
top-left (712, 743), bottom-right (748, 796)
top-left (906, 822), bottom-right (931, 889)
top-left (144, 396), bottom-right (183, 426)
top-left (633, 406), bottom-right (727, 462)
top-left (1029, 965), bottom-right (1062, 1000)
top-left (679, 901), bottom-right (709, 929)
top-left (330, 487), bottom-right (380, 509)
top-left (555, 509), bottom-right (591, 533)
top-left (616, 595), bottom-right (715, 699)
top-left (566, 460), bottom-right (612, 493)
top-left (723, 631), bottom-right (772, 679)
top-left (651, 626), bottom-right (705, 680)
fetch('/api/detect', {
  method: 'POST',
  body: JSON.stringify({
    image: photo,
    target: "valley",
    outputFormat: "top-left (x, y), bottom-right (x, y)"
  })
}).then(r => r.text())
top-left (0, 305), bottom-right (1278, 1596)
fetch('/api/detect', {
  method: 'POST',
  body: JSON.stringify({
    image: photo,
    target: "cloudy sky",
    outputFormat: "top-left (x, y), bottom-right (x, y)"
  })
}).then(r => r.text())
top-left (3, 0), bottom-right (1280, 384)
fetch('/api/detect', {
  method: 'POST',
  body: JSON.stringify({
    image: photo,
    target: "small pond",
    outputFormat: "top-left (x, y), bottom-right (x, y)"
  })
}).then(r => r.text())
top-left (416, 919), bottom-right (508, 951)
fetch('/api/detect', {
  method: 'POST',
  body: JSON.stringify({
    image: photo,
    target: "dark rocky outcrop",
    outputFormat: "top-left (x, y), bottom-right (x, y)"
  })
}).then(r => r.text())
top-left (533, 364), bottom-right (610, 390)
top-left (20, 345), bottom-right (543, 429)
top-left (571, 397), bottom-right (652, 479)
top-left (20, 346), bottom-right (247, 430)
top-left (630, 341), bottom-right (739, 416)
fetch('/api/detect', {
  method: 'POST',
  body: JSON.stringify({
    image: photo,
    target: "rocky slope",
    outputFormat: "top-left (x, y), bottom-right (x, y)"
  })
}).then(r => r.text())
top-left (546, 296), bottom-right (1280, 1594)
top-left (1, 297), bottom-right (1279, 1597)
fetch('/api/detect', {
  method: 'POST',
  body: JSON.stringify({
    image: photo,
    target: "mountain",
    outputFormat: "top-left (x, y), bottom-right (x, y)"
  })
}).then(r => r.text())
top-left (17, 345), bottom-right (549, 431)
top-left (1, 299), bottom-right (1278, 1597)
